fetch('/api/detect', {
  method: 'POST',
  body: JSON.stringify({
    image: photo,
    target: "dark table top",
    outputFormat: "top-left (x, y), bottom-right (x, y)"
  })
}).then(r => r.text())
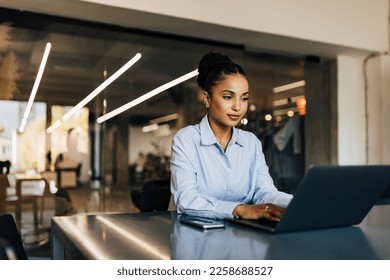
top-left (51, 204), bottom-right (390, 260)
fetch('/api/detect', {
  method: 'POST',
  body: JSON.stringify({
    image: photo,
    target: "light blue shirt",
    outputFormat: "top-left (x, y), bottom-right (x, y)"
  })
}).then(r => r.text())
top-left (170, 115), bottom-right (293, 219)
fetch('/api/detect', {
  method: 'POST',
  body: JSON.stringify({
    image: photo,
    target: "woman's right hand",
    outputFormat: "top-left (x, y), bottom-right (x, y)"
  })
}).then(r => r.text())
top-left (232, 204), bottom-right (286, 222)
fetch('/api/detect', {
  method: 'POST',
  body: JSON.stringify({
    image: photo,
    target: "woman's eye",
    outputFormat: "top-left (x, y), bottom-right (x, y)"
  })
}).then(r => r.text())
top-left (223, 95), bottom-right (233, 100)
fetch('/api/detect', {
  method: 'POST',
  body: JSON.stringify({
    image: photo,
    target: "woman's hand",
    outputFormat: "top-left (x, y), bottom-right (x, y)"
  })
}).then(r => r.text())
top-left (232, 204), bottom-right (286, 222)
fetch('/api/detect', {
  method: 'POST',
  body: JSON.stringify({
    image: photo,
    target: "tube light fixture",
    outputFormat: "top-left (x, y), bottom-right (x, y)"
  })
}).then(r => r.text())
top-left (46, 120), bottom-right (61, 134)
top-left (141, 123), bottom-right (159, 133)
top-left (272, 80), bottom-right (305, 94)
top-left (19, 42), bottom-right (52, 133)
top-left (272, 94), bottom-right (306, 107)
top-left (97, 69), bottom-right (199, 123)
top-left (46, 52), bottom-right (142, 134)
top-left (149, 112), bottom-right (179, 124)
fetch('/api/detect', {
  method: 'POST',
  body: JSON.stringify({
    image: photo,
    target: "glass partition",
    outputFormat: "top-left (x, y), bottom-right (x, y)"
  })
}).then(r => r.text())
top-left (0, 100), bottom-right (46, 172)
top-left (0, 7), bottom-right (306, 192)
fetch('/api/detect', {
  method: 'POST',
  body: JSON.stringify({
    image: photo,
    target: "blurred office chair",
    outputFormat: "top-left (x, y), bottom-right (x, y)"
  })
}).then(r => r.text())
top-left (1, 158), bottom-right (52, 225)
top-left (55, 160), bottom-right (82, 188)
top-left (0, 237), bottom-right (17, 260)
top-left (0, 213), bottom-right (28, 260)
top-left (131, 179), bottom-right (171, 212)
top-left (0, 174), bottom-right (39, 228)
top-left (377, 185), bottom-right (390, 205)
top-left (381, 186), bottom-right (390, 198)
top-left (1, 174), bottom-right (54, 259)
top-left (0, 160), bottom-right (11, 175)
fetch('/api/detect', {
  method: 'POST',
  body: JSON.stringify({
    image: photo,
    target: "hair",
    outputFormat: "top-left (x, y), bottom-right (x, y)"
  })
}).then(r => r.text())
top-left (196, 52), bottom-right (247, 94)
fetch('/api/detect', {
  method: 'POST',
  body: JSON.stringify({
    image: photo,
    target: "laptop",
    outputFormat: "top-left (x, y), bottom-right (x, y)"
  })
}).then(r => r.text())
top-left (228, 165), bottom-right (390, 233)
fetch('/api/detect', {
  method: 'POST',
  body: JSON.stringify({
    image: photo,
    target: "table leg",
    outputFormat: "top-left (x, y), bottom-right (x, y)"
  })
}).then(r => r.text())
top-left (15, 200), bottom-right (22, 229)
top-left (32, 199), bottom-right (38, 233)
top-left (52, 232), bottom-right (65, 260)
top-left (15, 181), bottom-right (22, 228)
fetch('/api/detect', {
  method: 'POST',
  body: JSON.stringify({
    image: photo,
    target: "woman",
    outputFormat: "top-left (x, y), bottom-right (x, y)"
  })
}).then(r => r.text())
top-left (170, 52), bottom-right (292, 221)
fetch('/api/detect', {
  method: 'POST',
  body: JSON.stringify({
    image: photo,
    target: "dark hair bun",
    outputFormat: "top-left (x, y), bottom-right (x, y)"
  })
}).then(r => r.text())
top-left (197, 52), bottom-right (232, 90)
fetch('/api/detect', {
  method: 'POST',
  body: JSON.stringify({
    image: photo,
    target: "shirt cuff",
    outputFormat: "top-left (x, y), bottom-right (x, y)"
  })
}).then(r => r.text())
top-left (213, 200), bottom-right (241, 219)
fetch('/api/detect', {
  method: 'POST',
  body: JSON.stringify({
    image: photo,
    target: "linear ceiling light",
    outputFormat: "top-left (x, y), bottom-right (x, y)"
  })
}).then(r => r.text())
top-left (272, 94), bottom-right (306, 107)
top-left (46, 52), bottom-right (142, 134)
top-left (141, 123), bottom-right (159, 133)
top-left (19, 42), bottom-right (51, 133)
top-left (149, 112), bottom-right (179, 124)
top-left (97, 69), bottom-right (199, 123)
top-left (45, 120), bottom-right (61, 135)
top-left (272, 80), bottom-right (305, 94)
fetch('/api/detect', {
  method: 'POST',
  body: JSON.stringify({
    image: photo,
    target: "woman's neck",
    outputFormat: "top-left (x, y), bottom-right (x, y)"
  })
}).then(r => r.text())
top-left (209, 118), bottom-right (232, 151)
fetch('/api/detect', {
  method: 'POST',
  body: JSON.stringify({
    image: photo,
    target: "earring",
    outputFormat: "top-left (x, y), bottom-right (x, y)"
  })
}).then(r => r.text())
top-left (204, 91), bottom-right (210, 109)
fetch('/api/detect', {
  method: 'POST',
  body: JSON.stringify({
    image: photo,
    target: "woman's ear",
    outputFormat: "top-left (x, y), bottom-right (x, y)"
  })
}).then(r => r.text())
top-left (203, 91), bottom-right (210, 109)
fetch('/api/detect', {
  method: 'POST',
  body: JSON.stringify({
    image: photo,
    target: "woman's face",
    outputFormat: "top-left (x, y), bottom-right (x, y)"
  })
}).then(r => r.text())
top-left (204, 73), bottom-right (249, 129)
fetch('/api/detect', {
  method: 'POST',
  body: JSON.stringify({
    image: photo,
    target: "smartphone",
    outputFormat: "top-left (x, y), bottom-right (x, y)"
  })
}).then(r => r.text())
top-left (179, 215), bottom-right (225, 229)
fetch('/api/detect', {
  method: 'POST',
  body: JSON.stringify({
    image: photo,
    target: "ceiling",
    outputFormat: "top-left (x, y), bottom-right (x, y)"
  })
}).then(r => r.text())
top-left (0, 7), bottom-right (306, 126)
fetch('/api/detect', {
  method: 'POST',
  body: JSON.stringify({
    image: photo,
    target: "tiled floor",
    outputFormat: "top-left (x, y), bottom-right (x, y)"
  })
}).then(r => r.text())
top-left (12, 181), bottom-right (142, 259)
top-left (67, 183), bottom-right (140, 214)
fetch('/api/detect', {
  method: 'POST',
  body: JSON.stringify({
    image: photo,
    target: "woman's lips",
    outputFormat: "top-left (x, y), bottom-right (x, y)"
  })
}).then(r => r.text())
top-left (228, 114), bottom-right (241, 120)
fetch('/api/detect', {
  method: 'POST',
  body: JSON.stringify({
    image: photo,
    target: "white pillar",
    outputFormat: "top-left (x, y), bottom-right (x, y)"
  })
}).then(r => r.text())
top-left (380, 55), bottom-right (390, 164)
top-left (337, 55), bottom-right (366, 165)
top-left (365, 56), bottom-right (383, 164)
top-left (338, 54), bottom-right (389, 165)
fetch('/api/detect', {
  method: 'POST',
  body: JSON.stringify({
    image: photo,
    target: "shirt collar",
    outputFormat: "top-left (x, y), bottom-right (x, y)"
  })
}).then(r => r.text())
top-left (200, 115), bottom-right (244, 147)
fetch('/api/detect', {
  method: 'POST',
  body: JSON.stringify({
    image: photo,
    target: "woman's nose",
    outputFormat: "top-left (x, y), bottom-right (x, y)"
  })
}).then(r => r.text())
top-left (232, 99), bottom-right (241, 111)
